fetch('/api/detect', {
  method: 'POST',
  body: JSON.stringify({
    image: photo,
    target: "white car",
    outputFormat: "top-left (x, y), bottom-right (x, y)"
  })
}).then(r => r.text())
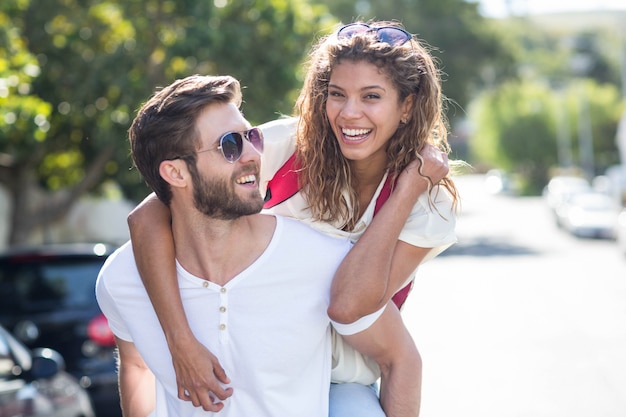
top-left (543, 175), bottom-right (591, 213)
top-left (556, 191), bottom-right (619, 239)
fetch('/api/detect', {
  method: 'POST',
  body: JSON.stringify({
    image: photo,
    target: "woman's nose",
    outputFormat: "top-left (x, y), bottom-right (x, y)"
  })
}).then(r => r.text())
top-left (339, 98), bottom-right (362, 119)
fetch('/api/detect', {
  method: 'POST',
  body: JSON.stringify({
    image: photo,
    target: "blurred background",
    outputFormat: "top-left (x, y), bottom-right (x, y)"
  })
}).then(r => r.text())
top-left (1, 0), bottom-right (625, 248)
top-left (1, 0), bottom-right (625, 416)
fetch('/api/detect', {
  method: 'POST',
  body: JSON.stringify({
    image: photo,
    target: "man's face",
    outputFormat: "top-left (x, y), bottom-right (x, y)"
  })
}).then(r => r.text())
top-left (188, 103), bottom-right (264, 220)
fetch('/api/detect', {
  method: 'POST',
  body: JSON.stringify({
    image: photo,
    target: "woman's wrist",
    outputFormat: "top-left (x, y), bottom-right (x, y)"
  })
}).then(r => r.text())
top-left (164, 326), bottom-right (198, 350)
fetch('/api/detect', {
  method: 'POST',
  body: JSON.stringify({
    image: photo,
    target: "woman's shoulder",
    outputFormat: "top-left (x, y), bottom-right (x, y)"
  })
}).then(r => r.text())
top-left (259, 116), bottom-right (299, 193)
top-left (259, 116), bottom-right (298, 143)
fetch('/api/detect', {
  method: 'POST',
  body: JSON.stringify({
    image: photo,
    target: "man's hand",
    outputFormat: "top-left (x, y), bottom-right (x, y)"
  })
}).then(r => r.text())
top-left (170, 336), bottom-right (233, 412)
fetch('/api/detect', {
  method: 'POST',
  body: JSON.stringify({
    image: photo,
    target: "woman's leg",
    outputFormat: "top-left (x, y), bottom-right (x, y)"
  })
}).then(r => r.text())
top-left (329, 382), bottom-right (386, 417)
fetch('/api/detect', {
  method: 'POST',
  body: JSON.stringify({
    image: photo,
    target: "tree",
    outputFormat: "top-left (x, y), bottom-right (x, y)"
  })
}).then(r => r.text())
top-left (1, 0), bottom-right (333, 245)
top-left (0, 3), bottom-right (94, 245)
top-left (467, 13), bottom-right (626, 194)
top-left (469, 79), bottom-right (624, 194)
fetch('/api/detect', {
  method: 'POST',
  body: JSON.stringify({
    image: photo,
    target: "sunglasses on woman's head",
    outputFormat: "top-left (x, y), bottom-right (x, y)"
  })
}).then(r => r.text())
top-left (174, 127), bottom-right (264, 163)
top-left (337, 23), bottom-right (412, 46)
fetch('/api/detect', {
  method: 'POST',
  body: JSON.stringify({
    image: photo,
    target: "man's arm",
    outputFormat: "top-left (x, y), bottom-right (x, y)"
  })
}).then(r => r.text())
top-left (116, 337), bottom-right (156, 417)
top-left (341, 302), bottom-right (422, 417)
top-left (127, 194), bottom-right (232, 410)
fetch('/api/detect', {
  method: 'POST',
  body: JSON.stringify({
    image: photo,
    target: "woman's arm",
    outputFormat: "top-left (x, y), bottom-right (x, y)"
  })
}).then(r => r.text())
top-left (329, 145), bottom-right (449, 323)
top-left (127, 194), bottom-right (232, 410)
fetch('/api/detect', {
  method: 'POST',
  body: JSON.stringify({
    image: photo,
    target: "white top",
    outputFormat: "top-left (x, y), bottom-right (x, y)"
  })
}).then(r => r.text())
top-left (259, 117), bottom-right (458, 384)
top-left (259, 117), bottom-right (456, 263)
top-left (96, 215), bottom-right (384, 417)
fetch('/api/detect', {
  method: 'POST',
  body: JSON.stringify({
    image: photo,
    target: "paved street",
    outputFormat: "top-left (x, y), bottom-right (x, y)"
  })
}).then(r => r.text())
top-left (402, 175), bottom-right (626, 417)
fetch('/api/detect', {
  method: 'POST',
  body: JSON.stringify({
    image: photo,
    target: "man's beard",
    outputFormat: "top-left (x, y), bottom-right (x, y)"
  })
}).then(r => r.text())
top-left (190, 165), bottom-right (264, 220)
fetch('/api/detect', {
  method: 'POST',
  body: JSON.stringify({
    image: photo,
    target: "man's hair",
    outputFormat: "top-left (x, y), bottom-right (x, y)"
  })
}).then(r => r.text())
top-left (129, 75), bottom-right (242, 205)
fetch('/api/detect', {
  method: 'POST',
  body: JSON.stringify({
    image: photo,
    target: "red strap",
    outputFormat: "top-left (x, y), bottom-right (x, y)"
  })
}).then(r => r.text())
top-left (374, 173), bottom-right (413, 310)
top-left (263, 154), bottom-right (411, 309)
top-left (263, 153), bottom-right (300, 209)
top-left (391, 280), bottom-right (413, 310)
top-left (373, 173), bottom-right (394, 215)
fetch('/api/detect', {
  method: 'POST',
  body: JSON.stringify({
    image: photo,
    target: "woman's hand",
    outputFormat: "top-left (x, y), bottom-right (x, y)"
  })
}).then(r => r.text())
top-left (396, 144), bottom-right (449, 197)
top-left (170, 335), bottom-right (233, 411)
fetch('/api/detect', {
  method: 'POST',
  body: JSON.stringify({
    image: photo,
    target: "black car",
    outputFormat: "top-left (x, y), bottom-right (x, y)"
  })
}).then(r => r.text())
top-left (0, 243), bottom-right (121, 417)
top-left (0, 324), bottom-right (96, 416)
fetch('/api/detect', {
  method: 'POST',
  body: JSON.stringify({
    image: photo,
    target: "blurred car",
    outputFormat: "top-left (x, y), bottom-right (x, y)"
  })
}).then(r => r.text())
top-left (543, 175), bottom-right (593, 229)
top-left (484, 169), bottom-right (516, 195)
top-left (0, 243), bottom-right (121, 417)
top-left (0, 324), bottom-right (95, 416)
top-left (555, 191), bottom-right (619, 239)
top-left (617, 208), bottom-right (626, 256)
top-left (543, 175), bottom-right (591, 213)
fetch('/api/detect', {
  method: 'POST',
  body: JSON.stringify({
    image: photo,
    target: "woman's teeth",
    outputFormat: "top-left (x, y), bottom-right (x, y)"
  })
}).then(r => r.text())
top-left (342, 128), bottom-right (371, 138)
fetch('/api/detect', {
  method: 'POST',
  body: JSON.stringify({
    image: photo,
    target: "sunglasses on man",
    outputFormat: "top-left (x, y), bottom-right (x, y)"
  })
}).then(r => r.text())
top-left (173, 127), bottom-right (264, 163)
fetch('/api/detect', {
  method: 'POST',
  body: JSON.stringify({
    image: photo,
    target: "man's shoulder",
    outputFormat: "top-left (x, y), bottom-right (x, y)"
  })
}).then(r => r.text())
top-left (100, 240), bottom-right (137, 277)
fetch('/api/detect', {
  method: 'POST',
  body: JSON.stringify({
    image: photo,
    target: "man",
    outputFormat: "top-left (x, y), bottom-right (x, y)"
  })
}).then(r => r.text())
top-left (96, 75), bottom-right (416, 416)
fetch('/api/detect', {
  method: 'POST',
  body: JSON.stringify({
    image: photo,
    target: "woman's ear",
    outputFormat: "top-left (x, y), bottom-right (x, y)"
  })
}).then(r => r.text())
top-left (159, 160), bottom-right (188, 188)
top-left (400, 94), bottom-right (415, 123)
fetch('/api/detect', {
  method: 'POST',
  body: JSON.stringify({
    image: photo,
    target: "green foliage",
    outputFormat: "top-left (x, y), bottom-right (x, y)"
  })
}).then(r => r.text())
top-left (470, 80), bottom-right (557, 193)
top-left (196, 0), bottom-right (336, 124)
top-left (492, 17), bottom-right (623, 88)
top-left (0, 4), bottom-right (52, 164)
top-left (571, 80), bottom-right (625, 170)
top-left (3, 0), bottom-right (333, 201)
top-left (470, 79), bottom-right (624, 194)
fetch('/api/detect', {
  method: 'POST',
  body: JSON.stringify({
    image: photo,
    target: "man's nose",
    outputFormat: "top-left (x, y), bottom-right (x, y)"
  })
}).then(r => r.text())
top-left (239, 138), bottom-right (261, 162)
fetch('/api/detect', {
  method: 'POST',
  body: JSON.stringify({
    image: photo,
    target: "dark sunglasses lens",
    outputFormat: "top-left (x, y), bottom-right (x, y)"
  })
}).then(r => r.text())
top-left (337, 23), bottom-right (369, 38)
top-left (377, 28), bottom-right (410, 46)
top-left (247, 128), bottom-right (264, 153)
top-left (221, 133), bottom-right (243, 162)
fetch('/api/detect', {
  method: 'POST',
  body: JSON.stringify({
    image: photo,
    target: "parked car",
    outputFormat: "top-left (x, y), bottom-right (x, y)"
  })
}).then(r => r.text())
top-left (484, 169), bottom-right (516, 195)
top-left (0, 243), bottom-right (121, 417)
top-left (555, 191), bottom-right (619, 239)
top-left (0, 323), bottom-right (95, 416)
top-left (543, 175), bottom-right (591, 214)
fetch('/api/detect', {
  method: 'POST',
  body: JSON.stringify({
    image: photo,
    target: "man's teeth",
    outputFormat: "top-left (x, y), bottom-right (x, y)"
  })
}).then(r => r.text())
top-left (236, 175), bottom-right (256, 184)
top-left (342, 128), bottom-right (371, 137)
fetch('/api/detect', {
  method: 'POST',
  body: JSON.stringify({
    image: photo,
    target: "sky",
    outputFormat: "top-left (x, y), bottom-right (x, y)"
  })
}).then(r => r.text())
top-left (478, 0), bottom-right (626, 18)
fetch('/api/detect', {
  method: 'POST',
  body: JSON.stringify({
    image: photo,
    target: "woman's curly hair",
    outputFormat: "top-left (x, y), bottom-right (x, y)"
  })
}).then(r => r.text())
top-left (295, 20), bottom-right (460, 230)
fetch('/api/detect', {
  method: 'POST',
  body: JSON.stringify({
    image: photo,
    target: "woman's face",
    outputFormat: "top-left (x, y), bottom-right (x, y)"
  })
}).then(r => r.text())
top-left (325, 60), bottom-right (412, 168)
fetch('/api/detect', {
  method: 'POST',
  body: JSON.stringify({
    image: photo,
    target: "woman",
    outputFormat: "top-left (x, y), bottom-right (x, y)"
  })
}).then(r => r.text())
top-left (128, 20), bottom-right (461, 416)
